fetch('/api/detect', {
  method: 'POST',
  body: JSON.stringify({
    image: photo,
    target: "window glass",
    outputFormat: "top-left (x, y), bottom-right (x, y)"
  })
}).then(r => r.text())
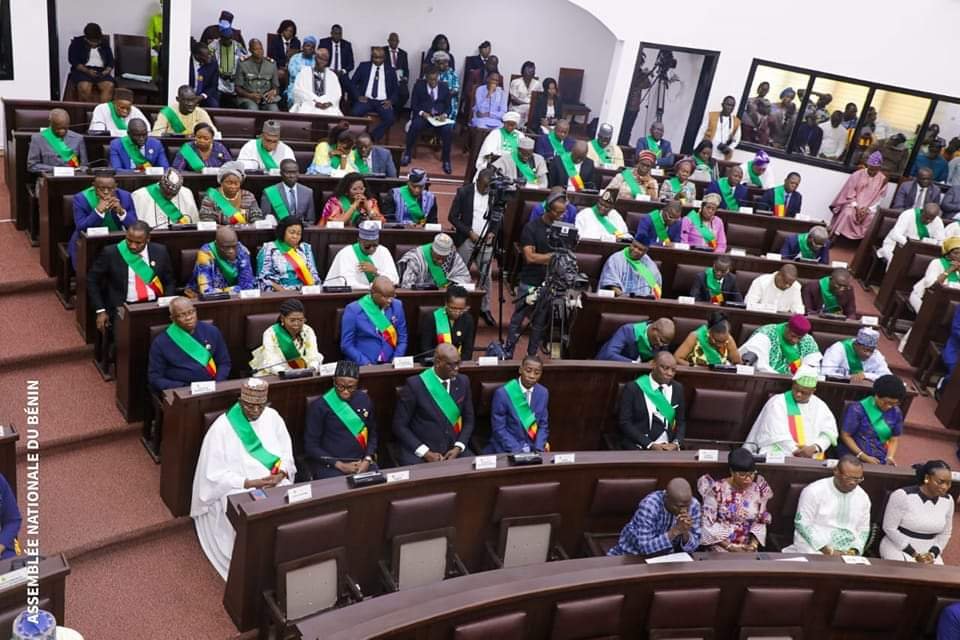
top-left (793, 78), bottom-right (869, 161)
top-left (740, 64), bottom-right (810, 149)
top-left (909, 100), bottom-right (960, 182)
top-left (849, 90), bottom-right (931, 173)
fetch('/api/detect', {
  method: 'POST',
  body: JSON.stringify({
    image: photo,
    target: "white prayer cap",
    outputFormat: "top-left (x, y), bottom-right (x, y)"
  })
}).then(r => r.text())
top-left (432, 233), bottom-right (454, 256)
top-left (518, 135), bottom-right (535, 150)
top-left (503, 111), bottom-right (521, 124)
top-left (792, 366), bottom-right (819, 388)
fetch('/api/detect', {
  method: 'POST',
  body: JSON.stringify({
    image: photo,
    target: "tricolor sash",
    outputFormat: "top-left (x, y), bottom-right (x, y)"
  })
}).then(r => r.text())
top-left (633, 321), bottom-right (653, 361)
top-left (621, 170), bottom-right (644, 198)
top-left (819, 277), bottom-right (840, 313)
top-left (358, 294), bottom-right (398, 348)
top-left (649, 210), bottom-right (671, 245)
top-left (515, 154), bottom-right (538, 183)
top-left (225, 403), bottom-right (282, 474)
top-left (434, 307), bottom-right (452, 345)
top-left (784, 391), bottom-right (808, 448)
top-left (622, 247), bottom-right (661, 298)
top-left (257, 138), bottom-right (279, 170)
top-left (941, 257), bottom-right (960, 284)
top-left (559, 152), bottom-right (584, 190)
top-left (686, 211), bottom-right (717, 248)
top-left (263, 184), bottom-right (291, 220)
top-left (146, 183), bottom-right (188, 224)
top-left (353, 150), bottom-right (370, 174)
top-left (915, 208), bottom-right (930, 240)
top-left (772, 186), bottom-right (787, 217)
top-left (590, 139), bottom-right (610, 164)
top-left (40, 128), bottom-right (79, 167)
top-left (117, 241), bottom-right (164, 299)
top-left (208, 243), bottom-right (238, 285)
top-left (695, 325), bottom-right (724, 365)
top-left (275, 241), bottom-right (315, 285)
top-left (81, 187), bottom-right (121, 231)
top-left (120, 136), bottom-right (151, 169)
top-left (323, 388), bottom-right (369, 448)
top-left (635, 374), bottom-right (675, 425)
top-left (645, 135), bottom-right (661, 158)
top-left (352, 243), bottom-right (377, 284)
top-left (504, 379), bottom-right (539, 442)
top-left (778, 323), bottom-right (802, 374)
top-left (179, 143), bottom-right (206, 172)
top-left (165, 323), bottom-right (216, 378)
top-left (399, 186), bottom-right (425, 223)
top-left (860, 397), bottom-right (893, 445)
top-left (272, 323), bottom-right (306, 368)
top-left (592, 206), bottom-right (622, 237)
top-left (108, 102), bottom-right (128, 131)
top-left (746, 160), bottom-right (763, 187)
top-left (705, 267), bottom-right (724, 303)
top-left (717, 177), bottom-right (738, 211)
top-left (419, 368), bottom-right (462, 434)
top-left (206, 187), bottom-right (246, 224)
top-left (160, 105), bottom-right (187, 134)
top-left (797, 233), bottom-right (817, 260)
top-left (841, 339), bottom-right (864, 375)
top-left (421, 244), bottom-right (449, 286)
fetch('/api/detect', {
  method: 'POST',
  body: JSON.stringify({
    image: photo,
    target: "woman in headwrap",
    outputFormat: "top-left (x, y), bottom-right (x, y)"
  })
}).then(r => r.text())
top-left (674, 311), bottom-right (742, 367)
top-left (198, 161), bottom-right (263, 224)
top-left (607, 150), bottom-right (659, 200)
top-left (250, 298), bottom-right (323, 376)
top-left (837, 374), bottom-right (904, 466)
top-left (307, 121), bottom-right (357, 175)
top-left (681, 193), bottom-right (727, 252)
top-left (909, 236), bottom-right (960, 312)
top-left (172, 123), bottom-right (232, 172)
top-left (828, 150), bottom-right (890, 240)
top-left (256, 216), bottom-right (320, 291)
top-left (880, 460), bottom-right (954, 564)
top-left (659, 157), bottom-right (697, 203)
top-left (697, 447), bottom-right (773, 552)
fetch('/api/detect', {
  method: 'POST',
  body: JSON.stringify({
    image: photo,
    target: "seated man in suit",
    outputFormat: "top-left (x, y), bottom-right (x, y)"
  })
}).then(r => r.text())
top-left (418, 285), bottom-right (475, 360)
top-left (801, 267), bottom-right (856, 318)
top-left (597, 318), bottom-right (675, 363)
top-left (185, 226), bottom-right (256, 297)
top-left (108, 118), bottom-right (169, 173)
top-left (634, 201), bottom-right (682, 247)
top-left (130, 168), bottom-right (198, 228)
top-left (759, 172), bottom-right (803, 217)
top-left (189, 42), bottom-right (220, 108)
top-left (586, 123), bottom-right (625, 169)
top-left (354, 132), bottom-right (397, 177)
top-left (398, 233), bottom-right (471, 288)
top-left (705, 164), bottom-right (750, 211)
top-left (403, 66), bottom-right (454, 174)
top-left (485, 355), bottom-right (550, 454)
top-left (304, 360), bottom-right (380, 479)
top-left (892, 166), bottom-right (941, 210)
top-left (385, 33), bottom-right (409, 107)
top-left (381, 169), bottom-right (438, 225)
top-left (350, 47), bottom-right (397, 142)
top-left (877, 202), bottom-right (944, 263)
top-left (88, 221), bottom-right (176, 345)
top-left (393, 343), bottom-right (475, 465)
top-left (690, 255), bottom-right (742, 303)
top-left (599, 238), bottom-right (661, 297)
top-left (236, 120), bottom-right (296, 172)
top-left (27, 108), bottom-right (88, 174)
top-left (634, 121), bottom-right (674, 168)
top-left (340, 275), bottom-right (408, 364)
top-left (69, 170), bottom-right (137, 269)
top-left (259, 159), bottom-right (317, 224)
top-left (618, 351), bottom-right (686, 450)
top-left (548, 139), bottom-right (595, 191)
top-left (147, 296), bottom-right (230, 393)
top-left (780, 225), bottom-right (831, 264)
top-left (534, 118), bottom-right (574, 163)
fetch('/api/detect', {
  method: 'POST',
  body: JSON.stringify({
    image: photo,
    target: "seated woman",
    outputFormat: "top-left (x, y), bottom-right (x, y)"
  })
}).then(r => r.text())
top-left (198, 161), bottom-right (263, 224)
top-left (320, 172), bottom-right (385, 227)
top-left (880, 460), bottom-right (954, 564)
top-left (607, 150), bottom-right (659, 200)
top-left (68, 22), bottom-right (115, 102)
top-left (509, 61), bottom-right (541, 123)
top-left (172, 123), bottom-right (232, 172)
top-left (837, 374), bottom-right (905, 465)
top-left (909, 236), bottom-right (960, 313)
top-left (257, 216), bottom-right (320, 291)
top-left (470, 72), bottom-right (507, 130)
top-left (307, 122), bottom-right (357, 175)
top-left (697, 447), bottom-right (773, 552)
top-left (268, 20), bottom-right (301, 87)
top-left (681, 193), bottom-right (727, 252)
top-left (705, 164), bottom-right (750, 211)
top-left (433, 52), bottom-right (459, 120)
top-left (530, 78), bottom-right (564, 134)
top-left (250, 298), bottom-right (323, 375)
top-left (424, 34), bottom-right (454, 74)
top-left (659, 157), bottom-right (697, 204)
top-left (674, 311), bottom-right (742, 367)
top-left (690, 139), bottom-right (718, 183)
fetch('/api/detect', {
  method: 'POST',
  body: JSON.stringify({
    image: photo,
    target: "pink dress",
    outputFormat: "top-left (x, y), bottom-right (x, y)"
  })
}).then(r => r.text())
top-left (680, 214), bottom-right (727, 252)
top-left (828, 168), bottom-right (889, 240)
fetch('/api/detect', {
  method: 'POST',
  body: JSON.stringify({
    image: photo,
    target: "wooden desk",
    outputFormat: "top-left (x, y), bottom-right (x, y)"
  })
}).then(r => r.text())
top-left (874, 239), bottom-right (940, 312)
top-left (849, 207), bottom-right (900, 280)
top-left (161, 360), bottom-right (896, 519)
top-left (935, 361), bottom-right (960, 429)
top-left (900, 285), bottom-right (960, 366)
top-left (220, 451), bottom-right (943, 631)
top-left (300, 555), bottom-right (960, 640)
top-left (0, 555), bottom-right (70, 637)
top-left (116, 288), bottom-right (482, 423)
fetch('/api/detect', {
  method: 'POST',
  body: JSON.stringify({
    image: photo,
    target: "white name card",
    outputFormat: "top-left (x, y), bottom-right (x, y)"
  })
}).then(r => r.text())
top-left (393, 356), bottom-right (414, 369)
top-left (286, 485), bottom-right (313, 504)
top-left (697, 449), bottom-right (719, 462)
top-left (921, 237), bottom-right (940, 245)
top-left (738, 207), bottom-right (754, 214)
top-left (597, 288), bottom-right (616, 298)
top-left (764, 252), bottom-right (782, 261)
top-left (197, 221), bottom-right (218, 231)
top-left (145, 166), bottom-right (165, 176)
top-left (52, 167), bottom-right (75, 177)
top-left (240, 289), bottom-right (261, 299)
top-left (765, 453), bottom-right (785, 464)
top-left (775, 556), bottom-right (809, 562)
top-left (693, 200), bottom-right (702, 208)
top-left (952, 471), bottom-right (960, 482)
top-left (949, 282), bottom-right (960, 290)
top-left (202, 167), bottom-right (220, 176)
top-left (729, 248), bottom-right (746, 256)
top-left (831, 261), bottom-right (849, 268)
top-left (841, 555), bottom-right (871, 565)
top-left (326, 220), bottom-right (345, 229)
top-left (386, 470), bottom-right (410, 483)
top-left (156, 296), bottom-right (176, 308)
top-left (651, 168), bottom-right (664, 177)
top-left (190, 381), bottom-right (216, 395)
top-left (823, 459), bottom-right (839, 469)
top-left (635, 194), bottom-right (651, 202)
top-left (300, 285), bottom-right (323, 295)
top-left (474, 455), bottom-right (497, 470)
top-left (672, 242), bottom-right (691, 251)
top-left (424, 223), bottom-right (442, 232)
top-left (599, 232), bottom-right (617, 244)
top-left (477, 356), bottom-right (499, 366)
top-left (267, 168), bottom-right (281, 176)
top-left (86, 227), bottom-right (109, 237)
top-left (319, 362), bottom-right (337, 377)
top-left (736, 365), bottom-right (755, 376)
top-left (861, 315), bottom-right (878, 327)
top-left (461, 283), bottom-right (476, 292)
top-left (678, 296), bottom-right (696, 305)
top-left (553, 453), bottom-right (576, 464)
top-left (254, 219), bottom-right (274, 229)
top-left (645, 552), bottom-right (693, 564)
top-left (795, 214), bottom-right (812, 221)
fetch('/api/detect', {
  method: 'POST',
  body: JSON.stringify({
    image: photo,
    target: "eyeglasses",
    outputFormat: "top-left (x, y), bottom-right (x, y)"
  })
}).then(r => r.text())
top-left (731, 471), bottom-right (757, 480)
top-left (334, 381), bottom-right (358, 392)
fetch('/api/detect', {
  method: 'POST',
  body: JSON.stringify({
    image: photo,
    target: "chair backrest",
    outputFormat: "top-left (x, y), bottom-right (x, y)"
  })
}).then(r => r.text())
top-left (737, 587), bottom-right (814, 628)
top-left (454, 611), bottom-right (528, 640)
top-left (687, 388), bottom-right (750, 443)
top-left (597, 314), bottom-right (648, 349)
top-left (500, 514), bottom-right (557, 567)
top-left (215, 115), bottom-right (258, 139)
top-left (550, 593), bottom-right (625, 640)
top-left (725, 222), bottom-right (767, 254)
top-left (384, 492), bottom-right (457, 590)
top-left (557, 68), bottom-right (584, 105)
top-left (114, 34), bottom-right (152, 76)
top-left (648, 587), bottom-right (721, 635)
top-left (277, 549), bottom-right (342, 619)
top-left (179, 248), bottom-right (198, 285)
top-left (525, 90), bottom-right (542, 130)
top-left (830, 590), bottom-right (907, 632)
top-left (575, 252), bottom-right (605, 287)
top-left (244, 312), bottom-right (276, 352)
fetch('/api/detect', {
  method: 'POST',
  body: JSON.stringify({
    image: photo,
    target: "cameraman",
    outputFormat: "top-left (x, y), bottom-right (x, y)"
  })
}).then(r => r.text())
top-left (450, 167), bottom-right (497, 326)
top-left (507, 191), bottom-right (567, 356)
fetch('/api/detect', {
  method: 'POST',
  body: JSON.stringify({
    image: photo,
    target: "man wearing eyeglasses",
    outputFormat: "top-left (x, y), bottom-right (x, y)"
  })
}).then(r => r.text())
top-left (782, 455), bottom-right (871, 557)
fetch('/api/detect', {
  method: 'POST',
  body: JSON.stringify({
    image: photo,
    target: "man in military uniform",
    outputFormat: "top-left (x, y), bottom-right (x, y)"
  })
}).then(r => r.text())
top-left (235, 39), bottom-right (280, 111)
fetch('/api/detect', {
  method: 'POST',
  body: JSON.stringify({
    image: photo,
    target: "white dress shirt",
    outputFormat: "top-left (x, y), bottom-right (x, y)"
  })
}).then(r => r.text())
top-left (236, 139), bottom-right (296, 172)
top-left (89, 102), bottom-right (149, 137)
top-left (744, 272), bottom-right (805, 314)
top-left (331, 42), bottom-right (342, 71)
top-left (471, 188), bottom-right (489, 237)
top-left (818, 122), bottom-right (848, 159)
top-left (125, 245), bottom-right (157, 303)
top-left (87, 48), bottom-right (104, 68)
top-left (641, 381), bottom-right (673, 446)
top-left (364, 64), bottom-right (387, 100)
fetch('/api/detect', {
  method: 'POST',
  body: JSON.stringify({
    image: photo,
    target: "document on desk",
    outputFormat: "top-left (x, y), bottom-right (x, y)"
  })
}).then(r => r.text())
top-left (645, 552), bottom-right (693, 564)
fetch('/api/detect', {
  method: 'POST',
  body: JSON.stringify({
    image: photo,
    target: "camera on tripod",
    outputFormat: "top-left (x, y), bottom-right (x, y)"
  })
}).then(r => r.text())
top-left (546, 221), bottom-right (579, 251)
top-left (485, 168), bottom-right (521, 227)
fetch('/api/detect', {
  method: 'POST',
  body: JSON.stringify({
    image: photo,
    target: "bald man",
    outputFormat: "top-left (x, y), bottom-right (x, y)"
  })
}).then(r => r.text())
top-left (878, 201), bottom-right (945, 263)
top-left (131, 168), bottom-right (199, 227)
top-left (108, 118), bottom-right (169, 172)
top-left (618, 351), bottom-right (686, 451)
top-left (608, 476), bottom-right (702, 556)
top-left (147, 296), bottom-right (231, 393)
top-left (745, 264), bottom-right (805, 314)
top-left (186, 226), bottom-right (256, 297)
top-left (801, 267), bottom-right (856, 318)
top-left (597, 318), bottom-right (675, 363)
top-left (27, 109), bottom-right (88, 174)
top-left (340, 276), bottom-right (408, 364)
top-left (547, 138), bottom-right (596, 190)
top-left (780, 225), bottom-right (832, 264)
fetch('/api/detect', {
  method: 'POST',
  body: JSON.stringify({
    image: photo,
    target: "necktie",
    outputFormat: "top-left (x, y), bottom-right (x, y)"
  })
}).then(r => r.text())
top-left (333, 44), bottom-right (339, 71)
top-left (916, 188), bottom-right (925, 208)
top-left (288, 186), bottom-right (297, 212)
top-left (372, 65), bottom-right (380, 99)
top-left (785, 193), bottom-right (791, 208)
top-left (430, 86), bottom-right (437, 102)
top-left (391, 49), bottom-right (397, 68)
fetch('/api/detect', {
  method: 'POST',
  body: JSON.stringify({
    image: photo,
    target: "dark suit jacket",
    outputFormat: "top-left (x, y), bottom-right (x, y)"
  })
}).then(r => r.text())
top-left (417, 311), bottom-right (475, 361)
top-left (633, 213), bottom-right (681, 247)
top-left (485, 383), bottom-right (550, 454)
top-left (547, 155), bottom-right (596, 189)
top-left (690, 271), bottom-right (742, 303)
top-left (68, 35), bottom-right (114, 71)
top-left (317, 37), bottom-right (355, 72)
top-left (87, 242), bottom-right (175, 314)
top-left (392, 372), bottom-right (475, 464)
top-left (351, 62), bottom-right (399, 104)
top-left (304, 390), bottom-right (379, 478)
top-left (357, 146), bottom-right (397, 178)
top-left (618, 379), bottom-right (686, 450)
top-left (258, 182), bottom-right (317, 224)
top-left (464, 55), bottom-right (486, 75)
top-left (704, 180), bottom-right (750, 208)
top-left (634, 136), bottom-right (675, 168)
top-left (448, 183), bottom-right (484, 247)
top-left (384, 47), bottom-right (409, 80)
top-left (530, 94), bottom-right (565, 128)
top-left (533, 133), bottom-right (575, 162)
top-left (801, 279), bottom-right (856, 318)
top-left (891, 180), bottom-right (943, 210)
top-left (758, 188), bottom-right (803, 217)
top-left (780, 234), bottom-right (831, 265)
top-left (410, 79), bottom-right (451, 117)
top-left (267, 35), bottom-right (301, 67)
top-left (189, 58), bottom-right (220, 106)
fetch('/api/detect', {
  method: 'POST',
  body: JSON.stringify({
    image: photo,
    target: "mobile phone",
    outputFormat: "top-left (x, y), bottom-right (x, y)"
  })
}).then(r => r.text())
top-left (250, 488), bottom-right (268, 500)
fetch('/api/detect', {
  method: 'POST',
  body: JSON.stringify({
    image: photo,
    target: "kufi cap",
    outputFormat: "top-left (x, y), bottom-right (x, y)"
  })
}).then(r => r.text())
top-left (432, 233), bottom-right (454, 256)
top-left (787, 314), bottom-right (811, 336)
top-left (753, 150), bottom-right (770, 165)
top-left (867, 151), bottom-right (883, 167)
top-left (518, 135), bottom-right (535, 150)
top-left (598, 123), bottom-right (614, 137)
top-left (792, 365), bottom-right (819, 388)
top-left (240, 378), bottom-right (269, 403)
top-left (302, 35), bottom-right (317, 46)
top-left (161, 167), bottom-right (182, 188)
top-left (358, 220), bottom-right (380, 241)
top-left (599, 190), bottom-right (616, 205)
top-left (502, 111), bottom-right (521, 124)
top-left (854, 327), bottom-right (879, 348)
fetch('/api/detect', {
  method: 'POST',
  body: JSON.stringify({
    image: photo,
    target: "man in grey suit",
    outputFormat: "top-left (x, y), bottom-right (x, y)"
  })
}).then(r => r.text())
top-left (27, 108), bottom-right (88, 174)
top-left (259, 159), bottom-right (317, 224)
top-left (891, 167), bottom-right (942, 210)
top-left (355, 132), bottom-right (398, 177)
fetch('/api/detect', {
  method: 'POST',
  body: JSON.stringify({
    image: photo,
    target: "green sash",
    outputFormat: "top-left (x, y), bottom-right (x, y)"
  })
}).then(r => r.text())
top-left (695, 325), bottom-right (724, 365)
top-left (797, 233), bottom-right (817, 259)
top-left (108, 102), bottom-right (127, 131)
top-left (145, 183), bottom-right (188, 224)
top-left (272, 323), bottom-right (305, 367)
top-left (165, 323), bottom-right (216, 377)
top-left (322, 388), bottom-right (368, 447)
top-left (179, 143), bottom-right (206, 171)
top-left (331, 154), bottom-right (342, 170)
top-left (421, 244), bottom-right (449, 286)
top-left (40, 128), bottom-right (79, 166)
top-left (357, 294), bottom-right (399, 348)
top-left (225, 403), bottom-right (282, 473)
top-left (778, 323), bottom-right (802, 374)
top-left (160, 105), bottom-right (186, 134)
top-left (352, 242), bottom-right (377, 284)
top-left (941, 257), bottom-right (960, 284)
top-left (592, 206), bottom-right (619, 236)
top-left (503, 379), bottom-right (538, 439)
top-left (717, 177), bottom-right (738, 210)
top-left (841, 339), bottom-right (864, 375)
top-left (914, 208), bottom-right (930, 240)
top-left (645, 135), bottom-right (661, 158)
top-left (208, 243), bottom-right (238, 285)
top-left (515, 154), bottom-right (538, 183)
top-left (399, 185), bottom-right (425, 223)
top-left (263, 184), bottom-right (291, 220)
top-left (205, 187), bottom-right (240, 218)
top-left (81, 187), bottom-right (121, 231)
top-left (419, 368), bottom-right (462, 433)
top-left (120, 135), bottom-right (150, 167)
top-left (695, 156), bottom-right (711, 172)
top-left (622, 248), bottom-right (660, 298)
top-left (667, 177), bottom-right (684, 198)
top-left (819, 277), bottom-right (840, 313)
top-left (649, 210), bottom-right (670, 243)
top-left (117, 240), bottom-right (162, 294)
top-left (434, 307), bottom-right (453, 344)
top-left (621, 170), bottom-right (644, 198)
top-left (353, 149), bottom-right (370, 174)
top-left (559, 152), bottom-right (581, 186)
top-left (256, 138), bottom-right (279, 170)
top-left (633, 322), bottom-right (653, 361)
top-left (635, 374), bottom-right (675, 424)
top-left (547, 131), bottom-right (565, 156)
top-left (590, 139), bottom-right (610, 164)
top-left (686, 210), bottom-right (716, 245)
top-left (860, 397), bottom-right (893, 443)
top-left (500, 127), bottom-right (519, 154)
top-left (746, 160), bottom-right (763, 187)
top-left (705, 267), bottom-right (724, 302)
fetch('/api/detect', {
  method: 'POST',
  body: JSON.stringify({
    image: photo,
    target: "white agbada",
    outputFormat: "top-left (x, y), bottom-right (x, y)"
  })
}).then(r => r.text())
top-left (236, 139), bottom-right (296, 172)
top-left (819, 340), bottom-right (891, 381)
top-left (945, 221), bottom-right (960, 238)
top-left (909, 256), bottom-right (950, 312)
top-left (324, 244), bottom-right (399, 289)
top-left (783, 477), bottom-right (871, 554)
top-left (191, 406), bottom-right (296, 579)
top-left (131, 185), bottom-right (199, 227)
top-left (877, 208), bottom-right (945, 262)
top-left (575, 206), bottom-right (629, 241)
top-left (744, 391), bottom-right (837, 456)
top-left (744, 272), bottom-right (805, 314)
top-left (475, 127), bottom-right (517, 170)
top-left (290, 67), bottom-right (343, 116)
top-left (89, 102), bottom-right (149, 137)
